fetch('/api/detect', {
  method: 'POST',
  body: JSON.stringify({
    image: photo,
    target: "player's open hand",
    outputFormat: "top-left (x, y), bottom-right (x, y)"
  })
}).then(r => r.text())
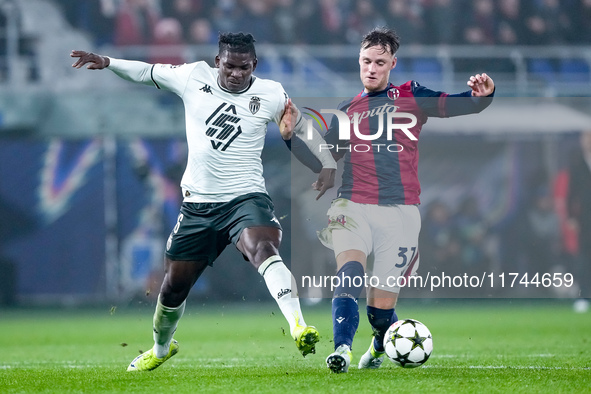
top-left (312, 168), bottom-right (335, 200)
top-left (279, 99), bottom-right (298, 140)
top-left (71, 50), bottom-right (110, 70)
top-left (467, 73), bottom-right (494, 97)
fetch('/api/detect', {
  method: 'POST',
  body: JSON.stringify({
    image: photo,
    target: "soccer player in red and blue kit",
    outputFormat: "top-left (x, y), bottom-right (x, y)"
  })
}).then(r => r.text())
top-left (303, 27), bottom-right (495, 373)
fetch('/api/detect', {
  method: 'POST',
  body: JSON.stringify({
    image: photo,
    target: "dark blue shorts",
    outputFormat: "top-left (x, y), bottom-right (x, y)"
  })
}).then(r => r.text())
top-left (165, 192), bottom-right (281, 265)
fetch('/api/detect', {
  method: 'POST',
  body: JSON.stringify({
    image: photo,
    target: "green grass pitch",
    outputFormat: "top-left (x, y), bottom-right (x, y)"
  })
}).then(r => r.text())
top-left (1, 299), bottom-right (590, 393)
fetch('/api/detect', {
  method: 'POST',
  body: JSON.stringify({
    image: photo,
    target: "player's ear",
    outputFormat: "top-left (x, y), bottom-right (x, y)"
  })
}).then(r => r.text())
top-left (391, 57), bottom-right (397, 70)
top-left (252, 58), bottom-right (258, 72)
top-left (214, 55), bottom-right (220, 68)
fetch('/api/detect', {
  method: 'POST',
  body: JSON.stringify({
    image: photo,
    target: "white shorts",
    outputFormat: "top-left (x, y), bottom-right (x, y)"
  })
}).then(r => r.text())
top-left (318, 198), bottom-right (421, 293)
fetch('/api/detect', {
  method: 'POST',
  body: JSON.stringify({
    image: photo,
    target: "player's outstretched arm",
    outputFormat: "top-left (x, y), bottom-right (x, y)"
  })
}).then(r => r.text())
top-left (467, 73), bottom-right (494, 97)
top-left (71, 50), bottom-right (110, 70)
top-left (71, 50), bottom-right (155, 86)
top-left (423, 73), bottom-right (495, 118)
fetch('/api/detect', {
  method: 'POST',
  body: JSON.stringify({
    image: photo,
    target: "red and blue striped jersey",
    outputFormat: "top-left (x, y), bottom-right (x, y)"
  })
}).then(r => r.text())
top-left (323, 81), bottom-right (493, 205)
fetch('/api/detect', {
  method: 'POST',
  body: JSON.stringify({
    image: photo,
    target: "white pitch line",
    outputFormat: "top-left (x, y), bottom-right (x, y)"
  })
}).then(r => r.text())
top-left (432, 354), bottom-right (557, 358)
top-left (421, 365), bottom-right (590, 370)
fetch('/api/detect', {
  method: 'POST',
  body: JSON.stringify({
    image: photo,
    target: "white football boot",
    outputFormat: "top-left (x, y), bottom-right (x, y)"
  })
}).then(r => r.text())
top-left (358, 338), bottom-right (385, 369)
top-left (326, 344), bottom-right (353, 373)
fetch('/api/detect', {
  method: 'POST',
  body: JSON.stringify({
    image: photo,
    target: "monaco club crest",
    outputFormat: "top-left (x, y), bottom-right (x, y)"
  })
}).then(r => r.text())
top-left (249, 96), bottom-right (261, 114)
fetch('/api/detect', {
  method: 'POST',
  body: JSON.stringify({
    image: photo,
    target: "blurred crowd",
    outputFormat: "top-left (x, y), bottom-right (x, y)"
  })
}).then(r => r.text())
top-left (419, 188), bottom-right (565, 295)
top-left (419, 131), bottom-right (591, 300)
top-left (420, 196), bottom-right (494, 279)
top-left (56, 0), bottom-right (591, 48)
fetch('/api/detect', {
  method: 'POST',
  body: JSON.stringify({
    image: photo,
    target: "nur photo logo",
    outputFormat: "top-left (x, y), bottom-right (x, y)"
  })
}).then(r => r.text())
top-left (302, 103), bottom-right (419, 153)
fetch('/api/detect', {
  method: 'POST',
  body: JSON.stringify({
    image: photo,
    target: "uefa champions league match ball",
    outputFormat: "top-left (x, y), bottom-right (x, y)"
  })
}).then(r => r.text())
top-left (383, 319), bottom-right (433, 368)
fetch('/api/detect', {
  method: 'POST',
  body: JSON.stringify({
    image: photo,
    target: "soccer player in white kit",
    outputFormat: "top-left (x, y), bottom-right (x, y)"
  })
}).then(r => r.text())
top-left (71, 32), bottom-right (337, 371)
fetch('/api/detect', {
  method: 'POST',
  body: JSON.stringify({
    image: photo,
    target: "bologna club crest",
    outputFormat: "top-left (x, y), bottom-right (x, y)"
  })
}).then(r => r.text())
top-left (387, 87), bottom-right (400, 100)
top-left (328, 214), bottom-right (347, 227)
top-left (249, 96), bottom-right (261, 114)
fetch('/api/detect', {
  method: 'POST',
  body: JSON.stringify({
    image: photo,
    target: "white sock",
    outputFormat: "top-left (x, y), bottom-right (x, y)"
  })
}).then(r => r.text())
top-left (153, 295), bottom-right (185, 358)
top-left (258, 255), bottom-right (306, 336)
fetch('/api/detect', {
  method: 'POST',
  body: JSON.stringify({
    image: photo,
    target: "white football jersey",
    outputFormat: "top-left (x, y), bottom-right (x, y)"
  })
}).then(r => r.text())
top-left (151, 61), bottom-right (287, 203)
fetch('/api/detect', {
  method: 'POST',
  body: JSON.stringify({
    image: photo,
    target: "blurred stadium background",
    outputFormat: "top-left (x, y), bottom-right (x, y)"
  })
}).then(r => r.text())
top-left (1, 0), bottom-right (591, 307)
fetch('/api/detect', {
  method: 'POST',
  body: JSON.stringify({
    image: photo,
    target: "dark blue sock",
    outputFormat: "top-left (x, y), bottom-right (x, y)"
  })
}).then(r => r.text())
top-left (367, 306), bottom-right (398, 352)
top-left (332, 261), bottom-right (365, 350)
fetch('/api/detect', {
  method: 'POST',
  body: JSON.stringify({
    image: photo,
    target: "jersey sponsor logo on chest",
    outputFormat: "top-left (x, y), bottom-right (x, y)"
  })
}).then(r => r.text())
top-left (205, 102), bottom-right (243, 151)
top-left (347, 103), bottom-right (401, 125)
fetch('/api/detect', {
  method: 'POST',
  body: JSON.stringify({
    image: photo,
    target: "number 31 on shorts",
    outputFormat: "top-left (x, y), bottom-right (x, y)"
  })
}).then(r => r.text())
top-left (396, 247), bottom-right (417, 268)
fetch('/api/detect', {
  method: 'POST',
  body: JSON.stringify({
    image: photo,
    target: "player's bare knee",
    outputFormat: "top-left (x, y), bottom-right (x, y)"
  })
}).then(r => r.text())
top-left (159, 273), bottom-right (193, 307)
top-left (246, 240), bottom-right (280, 269)
top-left (159, 285), bottom-right (189, 308)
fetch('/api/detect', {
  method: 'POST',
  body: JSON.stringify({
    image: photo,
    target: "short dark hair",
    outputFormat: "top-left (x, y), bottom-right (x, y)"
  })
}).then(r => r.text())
top-left (218, 32), bottom-right (257, 59)
top-left (361, 27), bottom-right (400, 56)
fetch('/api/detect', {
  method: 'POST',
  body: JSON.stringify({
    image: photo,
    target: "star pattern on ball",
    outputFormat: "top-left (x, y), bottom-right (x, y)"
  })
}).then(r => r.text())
top-left (409, 330), bottom-right (427, 351)
top-left (395, 349), bottom-right (411, 367)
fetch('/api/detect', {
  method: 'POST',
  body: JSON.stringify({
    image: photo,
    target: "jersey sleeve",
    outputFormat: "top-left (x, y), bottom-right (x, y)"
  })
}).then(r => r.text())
top-left (150, 62), bottom-right (203, 97)
top-left (323, 99), bottom-right (352, 160)
top-left (411, 80), bottom-right (494, 118)
top-left (409, 81), bottom-right (448, 117)
top-left (284, 136), bottom-right (323, 173)
top-left (271, 83), bottom-right (289, 125)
